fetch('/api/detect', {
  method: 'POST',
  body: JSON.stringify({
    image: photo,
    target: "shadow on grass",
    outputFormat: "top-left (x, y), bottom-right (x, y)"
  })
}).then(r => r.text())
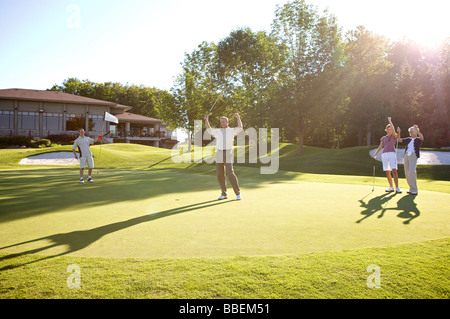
top-left (0, 166), bottom-right (290, 223)
top-left (0, 199), bottom-right (234, 271)
top-left (357, 192), bottom-right (420, 224)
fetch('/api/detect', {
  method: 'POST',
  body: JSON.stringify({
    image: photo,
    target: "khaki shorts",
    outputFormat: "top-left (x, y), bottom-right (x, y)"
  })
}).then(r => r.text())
top-left (80, 156), bottom-right (94, 169)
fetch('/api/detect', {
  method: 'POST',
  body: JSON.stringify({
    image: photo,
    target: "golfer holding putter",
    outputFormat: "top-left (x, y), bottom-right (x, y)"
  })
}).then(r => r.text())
top-left (204, 113), bottom-right (243, 200)
top-left (72, 128), bottom-right (97, 183)
top-left (373, 117), bottom-right (401, 193)
top-left (397, 124), bottom-right (424, 195)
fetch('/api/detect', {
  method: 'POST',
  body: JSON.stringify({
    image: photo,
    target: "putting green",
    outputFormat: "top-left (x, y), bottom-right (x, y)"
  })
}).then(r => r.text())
top-left (0, 168), bottom-right (448, 259)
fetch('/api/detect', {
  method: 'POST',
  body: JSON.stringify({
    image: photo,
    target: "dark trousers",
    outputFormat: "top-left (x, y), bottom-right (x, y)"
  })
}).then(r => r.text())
top-left (215, 149), bottom-right (240, 196)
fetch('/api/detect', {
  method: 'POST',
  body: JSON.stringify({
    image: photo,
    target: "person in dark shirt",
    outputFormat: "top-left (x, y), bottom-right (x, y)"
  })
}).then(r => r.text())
top-left (397, 125), bottom-right (424, 195)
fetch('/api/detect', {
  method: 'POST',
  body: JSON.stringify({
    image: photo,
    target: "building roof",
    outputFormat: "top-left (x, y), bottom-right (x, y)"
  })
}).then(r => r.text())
top-left (115, 112), bottom-right (162, 124)
top-left (0, 88), bottom-right (130, 111)
top-left (112, 104), bottom-right (133, 112)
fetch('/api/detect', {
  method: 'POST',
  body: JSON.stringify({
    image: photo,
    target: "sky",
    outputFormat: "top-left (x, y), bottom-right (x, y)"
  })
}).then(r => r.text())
top-left (0, 0), bottom-right (449, 92)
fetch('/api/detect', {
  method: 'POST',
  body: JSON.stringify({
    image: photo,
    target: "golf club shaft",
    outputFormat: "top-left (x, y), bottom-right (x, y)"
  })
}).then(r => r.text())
top-left (208, 90), bottom-right (225, 115)
top-left (372, 157), bottom-right (376, 191)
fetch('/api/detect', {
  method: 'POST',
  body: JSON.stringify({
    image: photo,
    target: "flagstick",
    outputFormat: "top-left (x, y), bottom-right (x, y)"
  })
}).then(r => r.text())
top-left (97, 111), bottom-right (118, 175)
top-left (97, 114), bottom-right (105, 175)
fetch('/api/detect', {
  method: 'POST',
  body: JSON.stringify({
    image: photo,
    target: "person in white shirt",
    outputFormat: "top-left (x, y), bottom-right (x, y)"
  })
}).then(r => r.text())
top-left (204, 113), bottom-right (243, 200)
top-left (72, 128), bottom-right (98, 183)
top-left (397, 125), bottom-right (424, 195)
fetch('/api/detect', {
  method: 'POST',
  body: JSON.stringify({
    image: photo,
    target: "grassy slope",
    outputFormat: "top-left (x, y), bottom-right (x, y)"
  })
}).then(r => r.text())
top-left (2, 143), bottom-right (448, 191)
top-left (0, 143), bottom-right (449, 298)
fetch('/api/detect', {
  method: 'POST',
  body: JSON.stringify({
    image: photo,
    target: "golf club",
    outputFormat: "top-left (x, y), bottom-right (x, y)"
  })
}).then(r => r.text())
top-left (207, 90), bottom-right (225, 116)
top-left (372, 156), bottom-right (376, 192)
top-left (395, 132), bottom-right (399, 165)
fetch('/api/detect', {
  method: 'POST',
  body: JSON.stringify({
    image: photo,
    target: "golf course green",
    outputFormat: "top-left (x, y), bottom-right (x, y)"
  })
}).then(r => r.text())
top-left (0, 143), bottom-right (449, 298)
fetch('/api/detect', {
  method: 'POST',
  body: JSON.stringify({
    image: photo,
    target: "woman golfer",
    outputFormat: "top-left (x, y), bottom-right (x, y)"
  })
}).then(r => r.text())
top-left (373, 117), bottom-right (401, 193)
top-left (397, 125), bottom-right (424, 195)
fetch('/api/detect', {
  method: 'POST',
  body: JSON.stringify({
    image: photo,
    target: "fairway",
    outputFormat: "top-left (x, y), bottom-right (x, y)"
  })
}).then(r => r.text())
top-left (1, 168), bottom-right (448, 259)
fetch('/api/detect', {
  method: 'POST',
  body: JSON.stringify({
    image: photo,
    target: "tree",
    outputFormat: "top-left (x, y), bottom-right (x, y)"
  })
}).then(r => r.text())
top-left (344, 26), bottom-right (393, 146)
top-left (425, 39), bottom-right (450, 146)
top-left (171, 41), bottom-right (220, 149)
top-left (386, 40), bottom-right (425, 134)
top-left (271, 0), bottom-right (341, 154)
top-left (50, 78), bottom-right (176, 127)
top-left (216, 28), bottom-right (286, 130)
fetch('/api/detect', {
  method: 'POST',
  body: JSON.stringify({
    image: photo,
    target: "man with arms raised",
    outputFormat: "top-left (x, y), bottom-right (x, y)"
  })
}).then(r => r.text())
top-left (204, 113), bottom-right (243, 200)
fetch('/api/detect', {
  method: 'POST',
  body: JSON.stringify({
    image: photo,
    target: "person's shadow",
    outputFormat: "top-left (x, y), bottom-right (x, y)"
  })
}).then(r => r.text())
top-left (357, 192), bottom-right (396, 223)
top-left (385, 195), bottom-right (420, 224)
top-left (0, 199), bottom-right (233, 271)
top-left (357, 193), bottom-right (420, 224)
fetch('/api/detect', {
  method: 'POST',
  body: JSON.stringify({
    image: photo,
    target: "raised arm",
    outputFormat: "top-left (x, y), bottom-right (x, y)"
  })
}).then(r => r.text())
top-left (234, 113), bottom-right (243, 131)
top-left (204, 114), bottom-right (212, 134)
top-left (397, 127), bottom-right (402, 143)
top-left (414, 125), bottom-right (424, 141)
top-left (388, 117), bottom-right (397, 139)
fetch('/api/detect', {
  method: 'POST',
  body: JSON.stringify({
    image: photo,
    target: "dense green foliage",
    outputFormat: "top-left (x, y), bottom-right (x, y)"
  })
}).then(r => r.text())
top-left (50, 0), bottom-right (449, 151)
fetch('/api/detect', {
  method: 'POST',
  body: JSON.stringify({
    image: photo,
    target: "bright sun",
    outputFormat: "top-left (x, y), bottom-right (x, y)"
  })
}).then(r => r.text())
top-left (367, 0), bottom-right (450, 48)
top-left (390, 1), bottom-right (450, 48)
top-left (319, 0), bottom-right (450, 48)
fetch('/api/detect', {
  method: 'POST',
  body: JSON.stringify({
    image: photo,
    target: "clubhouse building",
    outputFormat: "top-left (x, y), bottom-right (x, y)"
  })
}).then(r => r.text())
top-left (0, 88), bottom-right (178, 148)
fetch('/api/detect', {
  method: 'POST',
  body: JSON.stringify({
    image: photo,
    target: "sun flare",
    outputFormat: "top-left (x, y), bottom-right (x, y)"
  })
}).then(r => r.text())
top-left (373, 0), bottom-right (450, 48)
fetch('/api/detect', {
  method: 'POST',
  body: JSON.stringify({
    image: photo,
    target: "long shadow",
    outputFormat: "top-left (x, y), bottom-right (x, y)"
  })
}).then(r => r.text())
top-left (384, 195), bottom-right (421, 224)
top-left (357, 193), bottom-right (421, 224)
top-left (0, 165), bottom-right (301, 223)
top-left (0, 199), bottom-right (233, 271)
top-left (0, 167), bottom-right (265, 223)
top-left (146, 156), bottom-right (174, 169)
top-left (356, 192), bottom-right (396, 223)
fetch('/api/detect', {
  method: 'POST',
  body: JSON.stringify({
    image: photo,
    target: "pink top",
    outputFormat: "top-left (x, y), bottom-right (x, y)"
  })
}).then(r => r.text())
top-left (381, 135), bottom-right (396, 153)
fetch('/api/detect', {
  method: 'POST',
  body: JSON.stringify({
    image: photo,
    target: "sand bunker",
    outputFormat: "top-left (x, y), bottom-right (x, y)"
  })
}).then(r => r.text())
top-left (369, 149), bottom-right (450, 165)
top-left (18, 149), bottom-right (450, 166)
top-left (19, 152), bottom-right (80, 165)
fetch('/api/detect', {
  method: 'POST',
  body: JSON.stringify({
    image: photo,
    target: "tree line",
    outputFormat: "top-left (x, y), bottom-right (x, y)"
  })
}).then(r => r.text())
top-left (50, 0), bottom-right (449, 152)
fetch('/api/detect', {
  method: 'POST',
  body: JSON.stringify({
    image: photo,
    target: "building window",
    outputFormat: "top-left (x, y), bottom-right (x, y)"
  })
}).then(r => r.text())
top-left (88, 114), bottom-right (103, 131)
top-left (43, 112), bottom-right (63, 131)
top-left (66, 114), bottom-right (86, 131)
top-left (110, 124), bottom-right (117, 136)
top-left (0, 111), bottom-right (14, 129)
top-left (18, 111), bottom-right (39, 130)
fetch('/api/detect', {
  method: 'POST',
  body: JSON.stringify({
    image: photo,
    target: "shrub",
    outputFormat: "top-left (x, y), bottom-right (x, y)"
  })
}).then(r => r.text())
top-left (0, 136), bottom-right (33, 148)
top-left (37, 139), bottom-right (51, 147)
top-left (46, 133), bottom-right (77, 145)
top-left (27, 139), bottom-right (50, 148)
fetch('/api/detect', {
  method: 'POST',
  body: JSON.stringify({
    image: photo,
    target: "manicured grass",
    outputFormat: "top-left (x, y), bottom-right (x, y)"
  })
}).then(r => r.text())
top-left (0, 143), bottom-right (449, 299)
top-left (2, 143), bottom-right (449, 182)
top-left (0, 143), bottom-right (189, 170)
top-left (1, 168), bottom-right (448, 259)
top-left (1, 239), bottom-right (448, 298)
